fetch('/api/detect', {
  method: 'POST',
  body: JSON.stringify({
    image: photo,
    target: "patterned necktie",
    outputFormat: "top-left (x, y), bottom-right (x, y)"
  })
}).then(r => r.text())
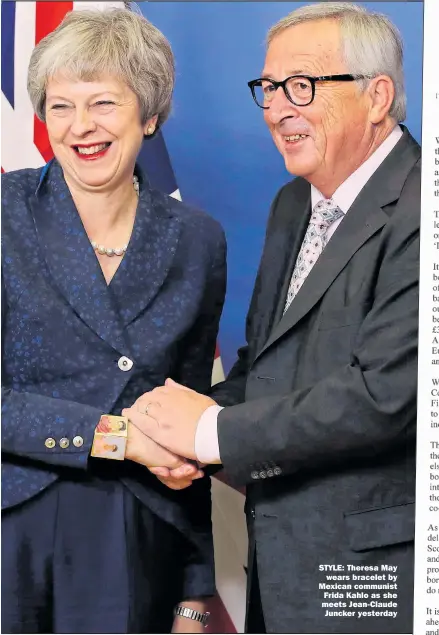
top-left (284, 199), bottom-right (344, 313)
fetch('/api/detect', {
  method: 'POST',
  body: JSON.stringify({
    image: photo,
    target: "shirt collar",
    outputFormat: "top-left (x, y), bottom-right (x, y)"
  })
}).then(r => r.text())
top-left (311, 125), bottom-right (403, 214)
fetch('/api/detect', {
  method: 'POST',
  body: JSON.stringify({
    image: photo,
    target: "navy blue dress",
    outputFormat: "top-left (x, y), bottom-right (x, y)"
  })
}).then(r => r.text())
top-left (1, 160), bottom-right (227, 633)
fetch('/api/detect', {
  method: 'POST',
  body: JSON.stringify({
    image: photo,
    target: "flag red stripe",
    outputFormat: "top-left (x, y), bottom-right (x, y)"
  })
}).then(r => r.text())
top-left (33, 116), bottom-right (53, 163)
top-left (33, 2), bottom-right (74, 163)
top-left (35, 1), bottom-right (73, 43)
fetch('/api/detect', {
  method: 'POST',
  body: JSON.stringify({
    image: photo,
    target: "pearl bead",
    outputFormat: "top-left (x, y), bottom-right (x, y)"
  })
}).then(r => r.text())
top-left (97, 245), bottom-right (106, 254)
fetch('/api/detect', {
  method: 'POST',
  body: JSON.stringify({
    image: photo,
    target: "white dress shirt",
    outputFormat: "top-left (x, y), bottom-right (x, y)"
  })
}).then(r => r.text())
top-left (195, 125), bottom-right (403, 465)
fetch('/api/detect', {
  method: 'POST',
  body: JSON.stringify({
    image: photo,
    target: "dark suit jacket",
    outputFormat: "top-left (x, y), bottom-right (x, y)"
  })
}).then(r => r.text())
top-left (211, 128), bottom-right (419, 632)
top-left (1, 159), bottom-right (226, 598)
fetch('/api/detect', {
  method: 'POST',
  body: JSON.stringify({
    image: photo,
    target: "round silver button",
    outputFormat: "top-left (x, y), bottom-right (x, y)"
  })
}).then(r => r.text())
top-left (250, 470), bottom-right (260, 480)
top-left (118, 356), bottom-right (133, 372)
top-left (73, 436), bottom-right (84, 448)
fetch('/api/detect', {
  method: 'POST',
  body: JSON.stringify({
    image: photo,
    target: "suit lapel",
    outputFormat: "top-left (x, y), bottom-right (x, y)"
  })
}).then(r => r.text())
top-left (258, 202), bottom-right (387, 357)
top-left (256, 127), bottom-right (421, 360)
top-left (271, 183), bottom-right (311, 327)
top-left (109, 180), bottom-right (182, 326)
top-left (30, 161), bottom-right (125, 353)
top-left (253, 179), bottom-right (311, 351)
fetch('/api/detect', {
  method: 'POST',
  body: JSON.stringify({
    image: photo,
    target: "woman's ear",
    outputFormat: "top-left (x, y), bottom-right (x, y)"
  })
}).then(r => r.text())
top-left (143, 114), bottom-right (159, 137)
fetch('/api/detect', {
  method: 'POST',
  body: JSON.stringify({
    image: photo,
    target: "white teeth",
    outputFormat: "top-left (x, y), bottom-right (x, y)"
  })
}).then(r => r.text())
top-left (284, 134), bottom-right (308, 141)
top-left (76, 143), bottom-right (109, 155)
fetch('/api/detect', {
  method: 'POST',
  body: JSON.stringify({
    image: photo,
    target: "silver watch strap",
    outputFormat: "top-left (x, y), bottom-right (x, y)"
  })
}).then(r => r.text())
top-left (174, 605), bottom-right (210, 626)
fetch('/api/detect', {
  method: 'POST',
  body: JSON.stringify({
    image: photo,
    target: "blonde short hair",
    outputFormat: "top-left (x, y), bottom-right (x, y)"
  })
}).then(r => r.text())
top-left (27, 8), bottom-right (175, 127)
top-left (267, 2), bottom-right (406, 122)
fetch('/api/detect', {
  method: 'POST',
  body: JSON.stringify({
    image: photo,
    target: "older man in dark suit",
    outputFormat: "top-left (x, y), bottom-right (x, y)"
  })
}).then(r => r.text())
top-left (126, 3), bottom-right (419, 633)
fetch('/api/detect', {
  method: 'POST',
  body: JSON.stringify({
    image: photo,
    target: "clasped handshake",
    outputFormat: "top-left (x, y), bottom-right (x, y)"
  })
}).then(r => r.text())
top-left (120, 379), bottom-right (216, 490)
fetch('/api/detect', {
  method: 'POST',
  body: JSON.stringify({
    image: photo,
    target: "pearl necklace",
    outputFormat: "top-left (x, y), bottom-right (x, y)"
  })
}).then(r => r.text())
top-left (91, 175), bottom-right (139, 257)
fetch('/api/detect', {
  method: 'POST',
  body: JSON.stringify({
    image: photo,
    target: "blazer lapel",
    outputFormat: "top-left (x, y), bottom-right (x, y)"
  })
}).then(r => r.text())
top-left (256, 127), bottom-right (421, 360)
top-left (109, 174), bottom-right (182, 327)
top-left (30, 161), bottom-right (127, 354)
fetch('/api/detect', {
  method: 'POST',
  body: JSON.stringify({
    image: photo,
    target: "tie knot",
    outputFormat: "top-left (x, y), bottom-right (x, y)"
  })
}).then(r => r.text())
top-left (311, 199), bottom-right (344, 227)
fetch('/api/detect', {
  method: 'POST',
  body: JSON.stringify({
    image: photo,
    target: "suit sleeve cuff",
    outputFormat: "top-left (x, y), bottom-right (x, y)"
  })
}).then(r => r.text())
top-left (195, 405), bottom-right (223, 464)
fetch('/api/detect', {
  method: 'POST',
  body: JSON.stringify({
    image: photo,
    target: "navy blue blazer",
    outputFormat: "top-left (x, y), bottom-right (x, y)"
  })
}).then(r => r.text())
top-left (1, 159), bottom-right (226, 597)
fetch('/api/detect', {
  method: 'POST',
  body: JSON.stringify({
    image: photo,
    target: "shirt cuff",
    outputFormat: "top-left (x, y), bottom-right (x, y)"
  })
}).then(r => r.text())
top-left (195, 405), bottom-right (223, 464)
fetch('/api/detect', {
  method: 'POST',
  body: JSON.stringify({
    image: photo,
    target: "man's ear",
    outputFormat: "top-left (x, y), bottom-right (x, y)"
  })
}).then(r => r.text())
top-left (367, 75), bottom-right (395, 124)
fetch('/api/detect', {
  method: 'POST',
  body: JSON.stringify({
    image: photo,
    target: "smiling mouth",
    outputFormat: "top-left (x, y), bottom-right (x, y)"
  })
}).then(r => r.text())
top-left (73, 142), bottom-right (112, 157)
top-left (284, 134), bottom-right (308, 143)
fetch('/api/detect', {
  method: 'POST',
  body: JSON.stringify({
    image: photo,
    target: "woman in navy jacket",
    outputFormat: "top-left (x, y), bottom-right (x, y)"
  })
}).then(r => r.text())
top-left (1, 8), bottom-right (226, 634)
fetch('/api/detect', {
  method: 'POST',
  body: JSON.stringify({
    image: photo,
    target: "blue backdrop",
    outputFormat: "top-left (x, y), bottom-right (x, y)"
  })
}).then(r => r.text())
top-left (142, 2), bottom-right (423, 372)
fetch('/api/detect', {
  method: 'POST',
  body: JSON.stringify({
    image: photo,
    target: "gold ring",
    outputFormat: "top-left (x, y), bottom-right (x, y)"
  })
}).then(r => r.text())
top-left (137, 401), bottom-right (153, 416)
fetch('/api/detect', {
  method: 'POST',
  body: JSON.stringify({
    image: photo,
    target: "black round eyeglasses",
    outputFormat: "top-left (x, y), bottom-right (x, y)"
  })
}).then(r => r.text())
top-left (248, 74), bottom-right (367, 109)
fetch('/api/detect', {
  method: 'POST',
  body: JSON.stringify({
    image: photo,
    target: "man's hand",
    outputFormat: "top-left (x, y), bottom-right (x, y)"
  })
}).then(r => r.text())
top-left (122, 378), bottom-right (217, 460)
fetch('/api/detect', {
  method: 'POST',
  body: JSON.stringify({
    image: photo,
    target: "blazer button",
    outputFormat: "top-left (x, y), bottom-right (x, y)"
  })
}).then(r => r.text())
top-left (45, 438), bottom-right (56, 449)
top-left (73, 436), bottom-right (84, 448)
top-left (267, 469), bottom-right (274, 477)
top-left (259, 471), bottom-right (267, 479)
top-left (59, 438), bottom-right (69, 449)
top-left (251, 470), bottom-right (260, 480)
top-left (274, 466), bottom-right (283, 476)
top-left (118, 356), bottom-right (133, 371)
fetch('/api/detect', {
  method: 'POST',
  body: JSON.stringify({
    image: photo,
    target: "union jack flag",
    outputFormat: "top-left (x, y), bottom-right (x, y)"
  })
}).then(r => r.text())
top-left (1, 2), bottom-right (246, 631)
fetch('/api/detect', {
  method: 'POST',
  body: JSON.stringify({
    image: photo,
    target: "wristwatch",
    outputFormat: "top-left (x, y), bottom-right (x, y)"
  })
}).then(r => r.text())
top-left (174, 605), bottom-right (210, 627)
top-left (90, 414), bottom-right (129, 460)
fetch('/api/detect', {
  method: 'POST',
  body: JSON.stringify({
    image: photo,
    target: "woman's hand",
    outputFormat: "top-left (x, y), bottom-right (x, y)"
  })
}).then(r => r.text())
top-left (125, 418), bottom-right (185, 469)
top-left (125, 418), bottom-right (204, 488)
top-left (148, 464), bottom-right (204, 490)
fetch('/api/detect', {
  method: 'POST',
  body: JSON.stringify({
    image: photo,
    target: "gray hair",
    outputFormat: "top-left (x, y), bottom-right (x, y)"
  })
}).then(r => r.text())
top-left (267, 2), bottom-right (406, 122)
top-left (27, 8), bottom-right (175, 127)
